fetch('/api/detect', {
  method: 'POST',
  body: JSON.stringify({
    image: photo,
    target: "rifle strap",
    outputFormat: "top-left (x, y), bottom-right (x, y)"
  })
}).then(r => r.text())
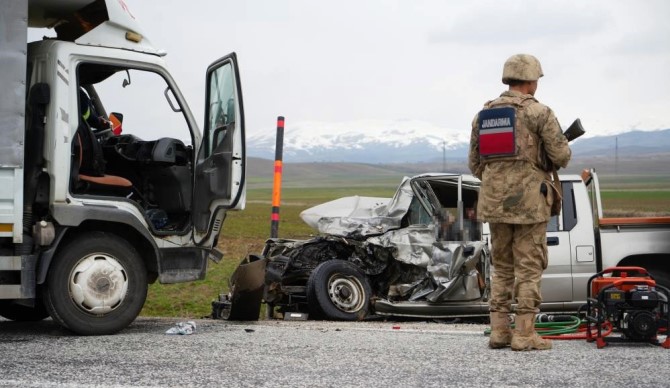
top-left (551, 169), bottom-right (563, 199)
top-left (550, 170), bottom-right (562, 199)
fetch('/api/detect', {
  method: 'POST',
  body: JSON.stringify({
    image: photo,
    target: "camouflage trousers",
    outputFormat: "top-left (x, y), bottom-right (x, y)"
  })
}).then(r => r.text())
top-left (488, 222), bottom-right (548, 314)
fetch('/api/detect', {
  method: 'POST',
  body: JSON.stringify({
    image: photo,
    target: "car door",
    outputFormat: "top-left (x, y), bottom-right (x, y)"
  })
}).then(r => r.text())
top-left (192, 53), bottom-right (245, 242)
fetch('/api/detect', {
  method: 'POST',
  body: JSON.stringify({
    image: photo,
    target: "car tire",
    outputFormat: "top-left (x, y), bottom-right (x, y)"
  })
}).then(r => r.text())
top-left (306, 260), bottom-right (371, 321)
top-left (42, 232), bottom-right (147, 335)
top-left (0, 299), bottom-right (50, 322)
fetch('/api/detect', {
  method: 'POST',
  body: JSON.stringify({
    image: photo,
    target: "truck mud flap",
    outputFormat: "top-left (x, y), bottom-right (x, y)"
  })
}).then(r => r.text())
top-left (212, 254), bottom-right (267, 320)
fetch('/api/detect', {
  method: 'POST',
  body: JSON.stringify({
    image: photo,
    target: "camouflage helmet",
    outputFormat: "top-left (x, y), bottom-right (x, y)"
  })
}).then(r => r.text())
top-left (502, 54), bottom-right (543, 84)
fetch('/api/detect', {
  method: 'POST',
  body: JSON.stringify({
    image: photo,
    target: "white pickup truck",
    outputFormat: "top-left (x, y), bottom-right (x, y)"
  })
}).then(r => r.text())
top-left (238, 168), bottom-right (670, 320)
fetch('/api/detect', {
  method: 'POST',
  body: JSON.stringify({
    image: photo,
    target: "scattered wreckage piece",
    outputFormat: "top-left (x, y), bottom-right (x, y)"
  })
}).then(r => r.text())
top-left (211, 255), bottom-right (267, 320)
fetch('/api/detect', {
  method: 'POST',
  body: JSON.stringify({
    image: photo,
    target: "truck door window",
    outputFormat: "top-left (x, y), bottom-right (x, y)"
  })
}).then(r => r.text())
top-left (206, 62), bottom-right (236, 157)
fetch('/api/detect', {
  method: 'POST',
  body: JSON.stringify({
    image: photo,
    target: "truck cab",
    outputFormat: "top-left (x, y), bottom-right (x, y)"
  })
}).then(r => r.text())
top-left (0, 0), bottom-right (245, 334)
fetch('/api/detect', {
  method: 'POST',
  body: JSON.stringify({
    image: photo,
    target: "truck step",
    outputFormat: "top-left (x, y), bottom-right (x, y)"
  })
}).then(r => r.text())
top-left (0, 256), bottom-right (22, 270)
top-left (0, 256), bottom-right (37, 299)
top-left (0, 285), bottom-right (23, 299)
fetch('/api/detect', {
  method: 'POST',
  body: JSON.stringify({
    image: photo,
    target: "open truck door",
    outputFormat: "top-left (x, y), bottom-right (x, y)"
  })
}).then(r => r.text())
top-left (193, 53), bottom-right (246, 241)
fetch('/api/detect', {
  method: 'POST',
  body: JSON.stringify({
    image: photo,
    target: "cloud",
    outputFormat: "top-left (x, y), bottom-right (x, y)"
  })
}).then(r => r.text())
top-left (29, 0), bottom-right (670, 140)
top-left (426, 2), bottom-right (607, 47)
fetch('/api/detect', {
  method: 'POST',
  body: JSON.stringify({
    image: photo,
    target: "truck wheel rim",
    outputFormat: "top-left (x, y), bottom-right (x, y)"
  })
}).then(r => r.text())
top-left (69, 254), bottom-right (129, 315)
top-left (327, 274), bottom-right (365, 313)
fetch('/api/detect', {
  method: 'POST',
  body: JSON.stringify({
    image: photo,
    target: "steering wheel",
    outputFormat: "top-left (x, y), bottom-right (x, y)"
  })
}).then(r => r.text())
top-left (92, 127), bottom-right (113, 139)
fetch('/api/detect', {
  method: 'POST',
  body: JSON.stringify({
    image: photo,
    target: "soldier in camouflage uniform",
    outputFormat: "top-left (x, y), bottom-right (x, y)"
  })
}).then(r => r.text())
top-left (468, 54), bottom-right (571, 351)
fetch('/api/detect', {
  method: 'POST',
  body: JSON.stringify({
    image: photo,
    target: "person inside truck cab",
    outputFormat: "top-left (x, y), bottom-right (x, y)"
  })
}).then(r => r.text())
top-left (79, 87), bottom-right (110, 131)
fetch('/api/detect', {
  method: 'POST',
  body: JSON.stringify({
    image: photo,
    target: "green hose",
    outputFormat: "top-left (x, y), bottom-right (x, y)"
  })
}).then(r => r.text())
top-left (484, 315), bottom-right (583, 336)
top-left (534, 315), bottom-right (582, 335)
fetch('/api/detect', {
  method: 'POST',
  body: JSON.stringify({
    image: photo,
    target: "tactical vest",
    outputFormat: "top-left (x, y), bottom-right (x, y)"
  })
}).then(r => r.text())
top-left (477, 96), bottom-right (541, 166)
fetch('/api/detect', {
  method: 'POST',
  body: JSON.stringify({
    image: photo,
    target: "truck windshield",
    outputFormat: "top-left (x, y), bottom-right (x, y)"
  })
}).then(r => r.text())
top-left (91, 67), bottom-right (192, 146)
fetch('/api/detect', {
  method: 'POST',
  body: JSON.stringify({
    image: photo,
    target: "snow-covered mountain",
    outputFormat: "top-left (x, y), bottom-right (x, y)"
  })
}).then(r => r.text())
top-left (246, 120), bottom-right (670, 163)
top-left (247, 119), bottom-right (470, 163)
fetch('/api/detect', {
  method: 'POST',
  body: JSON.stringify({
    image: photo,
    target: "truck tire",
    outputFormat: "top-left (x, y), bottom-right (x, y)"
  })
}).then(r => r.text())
top-left (42, 232), bottom-right (147, 335)
top-left (0, 299), bottom-right (49, 322)
top-left (306, 260), bottom-right (371, 321)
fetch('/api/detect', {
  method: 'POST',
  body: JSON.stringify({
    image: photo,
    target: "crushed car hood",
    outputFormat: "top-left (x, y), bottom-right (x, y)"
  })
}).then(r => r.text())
top-left (300, 177), bottom-right (414, 237)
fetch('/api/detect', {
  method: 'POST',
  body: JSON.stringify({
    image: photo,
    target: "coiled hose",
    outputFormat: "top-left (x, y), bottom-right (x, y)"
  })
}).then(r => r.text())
top-left (484, 314), bottom-right (614, 340)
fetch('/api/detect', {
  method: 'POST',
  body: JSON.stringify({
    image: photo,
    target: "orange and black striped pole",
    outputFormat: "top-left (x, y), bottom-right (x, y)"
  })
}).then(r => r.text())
top-left (270, 116), bottom-right (284, 238)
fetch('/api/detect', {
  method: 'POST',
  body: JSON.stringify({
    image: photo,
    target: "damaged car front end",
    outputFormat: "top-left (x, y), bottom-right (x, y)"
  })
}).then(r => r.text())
top-left (259, 173), bottom-right (492, 320)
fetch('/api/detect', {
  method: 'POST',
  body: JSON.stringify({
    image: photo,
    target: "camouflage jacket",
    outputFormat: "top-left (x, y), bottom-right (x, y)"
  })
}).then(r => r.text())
top-left (468, 90), bottom-right (571, 224)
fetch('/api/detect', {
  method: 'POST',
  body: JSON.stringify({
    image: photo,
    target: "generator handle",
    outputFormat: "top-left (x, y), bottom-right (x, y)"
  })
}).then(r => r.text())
top-left (599, 266), bottom-right (650, 277)
top-left (612, 278), bottom-right (656, 288)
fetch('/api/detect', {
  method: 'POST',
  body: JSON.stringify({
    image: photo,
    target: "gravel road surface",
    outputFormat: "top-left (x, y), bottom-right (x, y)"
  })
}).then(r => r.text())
top-left (1, 317), bottom-right (668, 387)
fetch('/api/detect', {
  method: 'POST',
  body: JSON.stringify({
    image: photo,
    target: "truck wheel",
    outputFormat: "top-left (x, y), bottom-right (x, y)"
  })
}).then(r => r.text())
top-left (306, 260), bottom-right (371, 321)
top-left (0, 299), bottom-right (49, 322)
top-left (43, 232), bottom-right (147, 335)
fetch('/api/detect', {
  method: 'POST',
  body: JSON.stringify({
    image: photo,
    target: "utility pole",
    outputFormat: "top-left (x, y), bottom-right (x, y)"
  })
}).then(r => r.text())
top-left (615, 136), bottom-right (618, 176)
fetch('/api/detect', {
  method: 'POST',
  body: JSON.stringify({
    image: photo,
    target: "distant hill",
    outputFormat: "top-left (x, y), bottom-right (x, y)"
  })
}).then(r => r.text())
top-left (248, 125), bottom-right (670, 164)
top-left (570, 129), bottom-right (670, 157)
top-left (247, 150), bottom-right (670, 189)
top-left (245, 125), bottom-right (670, 189)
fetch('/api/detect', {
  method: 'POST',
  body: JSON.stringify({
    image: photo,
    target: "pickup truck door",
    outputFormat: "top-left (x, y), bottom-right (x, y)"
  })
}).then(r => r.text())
top-left (542, 217), bottom-right (573, 302)
top-left (192, 53), bottom-right (246, 242)
top-left (542, 181), bottom-right (580, 303)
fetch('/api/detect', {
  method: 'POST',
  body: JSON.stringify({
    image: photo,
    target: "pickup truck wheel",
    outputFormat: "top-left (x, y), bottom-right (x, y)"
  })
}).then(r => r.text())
top-left (43, 232), bottom-right (147, 335)
top-left (306, 260), bottom-right (371, 321)
top-left (0, 299), bottom-right (49, 322)
top-left (648, 269), bottom-right (670, 290)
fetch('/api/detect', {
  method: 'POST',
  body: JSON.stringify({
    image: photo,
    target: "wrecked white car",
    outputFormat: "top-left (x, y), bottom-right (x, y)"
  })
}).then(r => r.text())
top-left (243, 173), bottom-right (492, 321)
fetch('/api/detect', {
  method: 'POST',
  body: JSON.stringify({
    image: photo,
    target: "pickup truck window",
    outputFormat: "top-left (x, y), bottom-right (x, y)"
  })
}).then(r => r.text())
top-left (562, 182), bottom-right (577, 231)
top-left (547, 182), bottom-right (577, 232)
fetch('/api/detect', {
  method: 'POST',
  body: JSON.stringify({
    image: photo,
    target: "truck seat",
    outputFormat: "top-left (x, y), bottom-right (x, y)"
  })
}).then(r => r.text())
top-left (73, 120), bottom-right (133, 193)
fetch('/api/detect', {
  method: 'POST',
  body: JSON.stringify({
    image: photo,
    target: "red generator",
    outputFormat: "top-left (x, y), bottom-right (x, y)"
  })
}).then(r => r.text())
top-left (586, 266), bottom-right (669, 349)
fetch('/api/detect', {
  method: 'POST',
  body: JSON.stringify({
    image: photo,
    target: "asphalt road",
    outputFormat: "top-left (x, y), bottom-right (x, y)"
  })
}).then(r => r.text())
top-left (1, 317), bottom-right (668, 387)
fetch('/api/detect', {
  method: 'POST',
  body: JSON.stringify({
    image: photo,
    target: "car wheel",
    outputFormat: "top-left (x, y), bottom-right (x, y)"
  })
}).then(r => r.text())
top-left (306, 260), bottom-right (371, 321)
top-left (0, 299), bottom-right (49, 322)
top-left (43, 232), bottom-right (147, 335)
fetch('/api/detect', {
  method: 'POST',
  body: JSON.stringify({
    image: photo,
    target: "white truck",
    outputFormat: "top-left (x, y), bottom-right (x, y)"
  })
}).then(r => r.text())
top-left (243, 169), bottom-right (670, 321)
top-left (1, 0), bottom-right (245, 334)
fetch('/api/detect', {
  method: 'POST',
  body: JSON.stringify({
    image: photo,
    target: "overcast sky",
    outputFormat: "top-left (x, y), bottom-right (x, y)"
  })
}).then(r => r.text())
top-left (39, 1), bottom-right (670, 141)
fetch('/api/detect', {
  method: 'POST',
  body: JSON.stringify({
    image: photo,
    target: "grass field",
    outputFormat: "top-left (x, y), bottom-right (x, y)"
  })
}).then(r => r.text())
top-left (141, 173), bottom-right (670, 318)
